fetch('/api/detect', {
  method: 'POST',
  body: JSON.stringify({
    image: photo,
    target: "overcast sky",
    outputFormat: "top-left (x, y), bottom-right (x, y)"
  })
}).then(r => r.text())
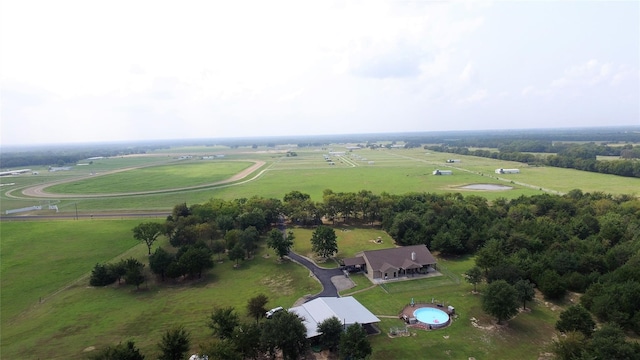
top-left (1, 0), bottom-right (639, 146)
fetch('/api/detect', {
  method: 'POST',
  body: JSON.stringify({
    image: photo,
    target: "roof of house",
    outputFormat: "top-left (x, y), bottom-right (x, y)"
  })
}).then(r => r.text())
top-left (288, 296), bottom-right (380, 338)
top-left (355, 244), bottom-right (436, 272)
top-left (343, 256), bottom-right (365, 266)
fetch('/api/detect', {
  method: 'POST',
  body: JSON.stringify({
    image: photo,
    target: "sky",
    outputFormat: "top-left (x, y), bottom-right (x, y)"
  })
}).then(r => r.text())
top-left (1, 0), bottom-right (639, 146)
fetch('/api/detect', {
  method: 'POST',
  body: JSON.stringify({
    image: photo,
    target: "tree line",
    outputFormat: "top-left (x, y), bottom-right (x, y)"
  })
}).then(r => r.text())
top-left (425, 142), bottom-right (640, 177)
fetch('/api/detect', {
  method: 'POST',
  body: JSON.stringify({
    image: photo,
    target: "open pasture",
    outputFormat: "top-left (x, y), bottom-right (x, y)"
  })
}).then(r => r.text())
top-left (0, 220), bottom-right (143, 321)
top-left (0, 220), bottom-right (320, 359)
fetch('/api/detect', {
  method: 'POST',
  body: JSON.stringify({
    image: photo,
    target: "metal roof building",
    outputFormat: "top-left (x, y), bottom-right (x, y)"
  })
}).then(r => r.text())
top-left (288, 296), bottom-right (380, 338)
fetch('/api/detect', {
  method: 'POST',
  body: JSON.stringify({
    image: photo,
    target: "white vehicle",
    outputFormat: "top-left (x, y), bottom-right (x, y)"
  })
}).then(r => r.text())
top-left (265, 306), bottom-right (284, 319)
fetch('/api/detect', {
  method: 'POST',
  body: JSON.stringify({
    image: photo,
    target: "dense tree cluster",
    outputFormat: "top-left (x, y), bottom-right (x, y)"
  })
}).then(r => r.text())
top-left (552, 323), bottom-right (640, 360)
top-left (90, 258), bottom-right (145, 289)
top-left (464, 190), bottom-right (640, 333)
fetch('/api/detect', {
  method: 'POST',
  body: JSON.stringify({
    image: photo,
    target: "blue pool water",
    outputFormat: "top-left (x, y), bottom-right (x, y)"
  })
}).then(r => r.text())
top-left (413, 307), bottom-right (449, 325)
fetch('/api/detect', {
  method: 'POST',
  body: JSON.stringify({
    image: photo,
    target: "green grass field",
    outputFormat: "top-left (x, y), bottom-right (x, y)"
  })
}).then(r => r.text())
top-left (46, 161), bottom-right (253, 194)
top-left (2, 145), bottom-right (637, 215)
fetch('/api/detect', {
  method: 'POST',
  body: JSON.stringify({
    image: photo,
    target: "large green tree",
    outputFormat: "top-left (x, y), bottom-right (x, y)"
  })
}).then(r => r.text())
top-left (228, 244), bottom-right (245, 266)
top-left (587, 323), bottom-right (640, 359)
top-left (551, 331), bottom-right (586, 360)
top-left (211, 240), bottom-right (226, 261)
top-left (267, 229), bottom-right (294, 259)
top-left (157, 326), bottom-right (190, 360)
top-left (176, 246), bottom-right (214, 278)
top-left (246, 294), bottom-right (269, 324)
top-left (231, 322), bottom-right (262, 359)
top-left (125, 264), bottom-right (145, 289)
top-left (317, 316), bottom-right (343, 352)
top-left (89, 263), bottom-right (117, 287)
top-left (89, 340), bottom-right (145, 360)
top-left (260, 311), bottom-right (308, 360)
top-left (465, 266), bottom-right (483, 293)
top-left (311, 225), bottom-right (338, 259)
top-left (555, 304), bottom-right (596, 337)
top-left (201, 339), bottom-right (241, 360)
top-left (514, 279), bottom-right (536, 310)
top-left (209, 307), bottom-right (240, 340)
top-left (149, 247), bottom-right (174, 281)
top-left (482, 280), bottom-right (519, 324)
top-left (240, 226), bottom-right (259, 259)
top-left (132, 222), bottom-right (164, 255)
top-left (339, 323), bottom-right (371, 360)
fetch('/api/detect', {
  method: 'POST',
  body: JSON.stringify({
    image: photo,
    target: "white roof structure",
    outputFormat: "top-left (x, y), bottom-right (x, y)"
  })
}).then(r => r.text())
top-left (288, 297), bottom-right (380, 338)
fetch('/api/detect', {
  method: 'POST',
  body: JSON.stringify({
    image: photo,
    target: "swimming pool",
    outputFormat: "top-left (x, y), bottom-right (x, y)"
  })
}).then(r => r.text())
top-left (413, 307), bottom-right (450, 328)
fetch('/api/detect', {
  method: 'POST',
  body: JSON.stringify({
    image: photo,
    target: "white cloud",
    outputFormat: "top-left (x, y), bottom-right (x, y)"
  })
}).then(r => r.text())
top-left (551, 59), bottom-right (636, 88)
top-left (459, 62), bottom-right (475, 82)
top-left (458, 89), bottom-right (488, 104)
top-left (1, 1), bottom-right (638, 145)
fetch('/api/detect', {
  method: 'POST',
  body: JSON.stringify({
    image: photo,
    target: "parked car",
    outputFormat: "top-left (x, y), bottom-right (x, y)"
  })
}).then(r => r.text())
top-left (265, 306), bottom-right (284, 319)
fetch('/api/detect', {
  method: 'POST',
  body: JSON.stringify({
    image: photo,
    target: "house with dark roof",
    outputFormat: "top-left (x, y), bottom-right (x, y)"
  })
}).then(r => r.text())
top-left (343, 244), bottom-right (437, 283)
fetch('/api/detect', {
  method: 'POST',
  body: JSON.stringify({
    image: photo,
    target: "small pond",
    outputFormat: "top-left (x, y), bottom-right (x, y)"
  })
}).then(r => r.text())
top-left (460, 184), bottom-right (513, 190)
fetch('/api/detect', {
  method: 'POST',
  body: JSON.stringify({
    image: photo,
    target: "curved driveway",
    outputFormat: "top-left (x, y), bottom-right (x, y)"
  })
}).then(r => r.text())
top-left (287, 251), bottom-right (343, 300)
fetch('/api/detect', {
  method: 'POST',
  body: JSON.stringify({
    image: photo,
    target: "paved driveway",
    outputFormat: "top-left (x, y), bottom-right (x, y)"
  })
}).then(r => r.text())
top-left (287, 251), bottom-right (344, 300)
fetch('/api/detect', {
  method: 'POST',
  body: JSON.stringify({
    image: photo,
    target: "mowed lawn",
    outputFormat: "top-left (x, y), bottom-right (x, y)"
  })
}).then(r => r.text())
top-left (0, 220), bottom-right (143, 320)
top-left (289, 224), bottom-right (396, 268)
top-left (0, 220), bottom-right (320, 359)
top-left (46, 161), bottom-right (254, 194)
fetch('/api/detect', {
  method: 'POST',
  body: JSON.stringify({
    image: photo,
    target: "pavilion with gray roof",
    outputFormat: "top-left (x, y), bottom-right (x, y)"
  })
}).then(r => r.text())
top-left (288, 296), bottom-right (380, 338)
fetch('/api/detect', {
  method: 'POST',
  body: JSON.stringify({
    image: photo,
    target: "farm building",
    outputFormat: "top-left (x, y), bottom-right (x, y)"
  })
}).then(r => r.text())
top-left (432, 169), bottom-right (452, 175)
top-left (0, 169), bottom-right (32, 176)
top-left (288, 297), bottom-right (380, 338)
top-left (495, 168), bottom-right (520, 174)
top-left (343, 245), bottom-right (437, 283)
